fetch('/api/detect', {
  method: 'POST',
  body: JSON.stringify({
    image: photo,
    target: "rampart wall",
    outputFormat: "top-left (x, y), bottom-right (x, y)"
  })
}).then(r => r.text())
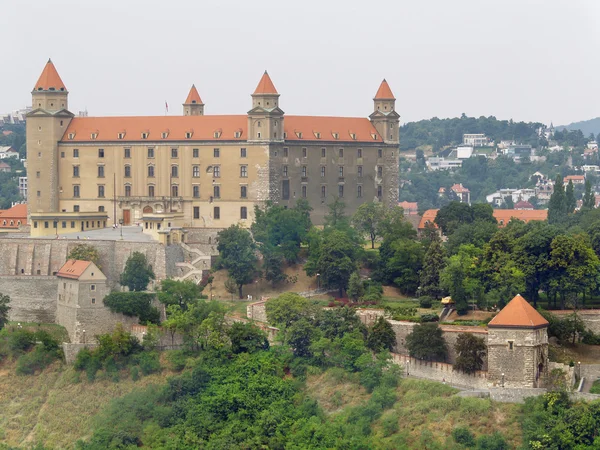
top-left (0, 276), bottom-right (58, 323)
top-left (553, 310), bottom-right (600, 334)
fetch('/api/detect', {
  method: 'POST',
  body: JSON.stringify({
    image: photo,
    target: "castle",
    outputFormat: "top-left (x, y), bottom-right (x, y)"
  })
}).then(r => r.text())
top-left (26, 60), bottom-right (400, 236)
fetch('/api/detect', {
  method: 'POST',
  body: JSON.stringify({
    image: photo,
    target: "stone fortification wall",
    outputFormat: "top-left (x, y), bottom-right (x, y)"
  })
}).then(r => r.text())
top-left (0, 276), bottom-right (58, 323)
top-left (441, 325), bottom-right (489, 369)
top-left (553, 310), bottom-right (600, 334)
top-left (488, 388), bottom-right (546, 403)
top-left (130, 324), bottom-right (185, 349)
top-left (165, 244), bottom-right (185, 278)
top-left (247, 300), bottom-right (268, 323)
top-left (391, 353), bottom-right (489, 390)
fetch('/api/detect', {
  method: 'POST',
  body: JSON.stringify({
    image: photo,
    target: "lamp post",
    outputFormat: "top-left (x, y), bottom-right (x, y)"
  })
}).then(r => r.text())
top-left (119, 219), bottom-right (123, 240)
top-left (82, 329), bottom-right (86, 344)
top-left (501, 373), bottom-right (505, 388)
top-left (316, 273), bottom-right (320, 289)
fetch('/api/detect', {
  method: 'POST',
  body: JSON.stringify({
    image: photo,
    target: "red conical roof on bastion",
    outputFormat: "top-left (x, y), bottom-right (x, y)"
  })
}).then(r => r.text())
top-left (253, 71), bottom-right (278, 95)
top-left (184, 84), bottom-right (203, 105)
top-left (488, 294), bottom-right (549, 329)
top-left (374, 79), bottom-right (395, 100)
top-left (33, 59), bottom-right (67, 91)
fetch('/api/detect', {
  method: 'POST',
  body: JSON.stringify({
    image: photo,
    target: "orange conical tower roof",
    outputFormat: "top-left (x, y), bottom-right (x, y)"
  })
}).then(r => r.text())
top-left (184, 84), bottom-right (203, 105)
top-left (488, 294), bottom-right (549, 329)
top-left (33, 59), bottom-right (67, 91)
top-left (374, 79), bottom-right (395, 100)
top-left (253, 71), bottom-right (278, 95)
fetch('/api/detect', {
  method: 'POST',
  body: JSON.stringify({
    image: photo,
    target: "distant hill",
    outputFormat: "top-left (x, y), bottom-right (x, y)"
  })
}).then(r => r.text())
top-left (558, 117), bottom-right (600, 138)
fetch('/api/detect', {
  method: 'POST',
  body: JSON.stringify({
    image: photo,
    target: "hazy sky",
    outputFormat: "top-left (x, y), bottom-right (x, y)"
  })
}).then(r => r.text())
top-left (3, 0), bottom-right (599, 125)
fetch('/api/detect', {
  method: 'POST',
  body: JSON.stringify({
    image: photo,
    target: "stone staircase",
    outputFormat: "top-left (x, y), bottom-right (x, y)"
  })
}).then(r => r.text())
top-left (174, 242), bottom-right (212, 284)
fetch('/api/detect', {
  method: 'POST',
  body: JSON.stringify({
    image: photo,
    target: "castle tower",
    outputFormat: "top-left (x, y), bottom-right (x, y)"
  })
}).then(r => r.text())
top-left (183, 84), bottom-right (204, 116)
top-left (487, 295), bottom-right (549, 388)
top-left (26, 59), bottom-right (74, 214)
top-left (369, 79), bottom-right (400, 145)
top-left (247, 71), bottom-right (284, 141)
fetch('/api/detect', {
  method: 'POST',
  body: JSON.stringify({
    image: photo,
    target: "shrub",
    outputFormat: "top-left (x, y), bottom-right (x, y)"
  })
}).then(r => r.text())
top-left (7, 330), bottom-right (36, 354)
top-left (590, 379), bottom-right (600, 394)
top-left (419, 296), bottom-right (433, 308)
top-left (475, 432), bottom-right (509, 449)
top-left (581, 329), bottom-right (600, 345)
top-left (452, 426), bottom-right (475, 446)
top-left (420, 313), bottom-right (439, 323)
top-left (381, 411), bottom-right (399, 437)
top-left (131, 366), bottom-right (140, 381)
top-left (167, 350), bottom-right (188, 372)
top-left (16, 346), bottom-right (56, 375)
top-left (103, 292), bottom-right (160, 325)
top-left (135, 351), bottom-right (161, 375)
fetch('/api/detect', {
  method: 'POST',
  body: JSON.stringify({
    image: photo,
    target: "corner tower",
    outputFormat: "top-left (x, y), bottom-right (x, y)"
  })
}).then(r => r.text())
top-left (247, 71), bottom-right (284, 141)
top-left (183, 84), bottom-right (204, 116)
top-left (487, 294), bottom-right (549, 388)
top-left (27, 59), bottom-right (74, 215)
top-left (369, 79), bottom-right (400, 145)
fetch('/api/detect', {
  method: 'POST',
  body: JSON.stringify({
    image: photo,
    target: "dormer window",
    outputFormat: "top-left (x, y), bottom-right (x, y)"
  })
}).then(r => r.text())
top-left (295, 131), bottom-right (303, 139)
top-left (371, 133), bottom-right (378, 140)
top-left (161, 131), bottom-right (169, 139)
top-left (332, 132), bottom-right (339, 140)
top-left (118, 132), bottom-right (125, 139)
top-left (91, 132), bottom-right (98, 140)
top-left (142, 132), bottom-right (149, 139)
top-left (68, 133), bottom-right (75, 140)
top-left (214, 130), bottom-right (222, 138)
top-left (234, 130), bottom-right (242, 138)
top-left (185, 131), bottom-right (193, 139)
top-left (283, 132), bottom-right (287, 139)
top-left (349, 133), bottom-right (356, 140)
top-left (314, 132), bottom-right (321, 139)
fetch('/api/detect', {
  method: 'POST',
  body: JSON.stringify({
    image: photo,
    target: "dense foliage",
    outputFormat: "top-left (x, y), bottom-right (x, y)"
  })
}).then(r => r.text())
top-left (103, 292), bottom-right (160, 325)
top-left (0, 327), bottom-right (62, 375)
top-left (67, 244), bottom-right (101, 268)
top-left (120, 252), bottom-right (156, 292)
top-left (217, 225), bottom-right (258, 298)
top-left (0, 293), bottom-right (10, 330)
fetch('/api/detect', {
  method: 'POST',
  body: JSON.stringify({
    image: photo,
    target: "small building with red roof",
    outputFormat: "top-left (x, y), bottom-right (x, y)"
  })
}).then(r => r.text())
top-left (398, 201), bottom-right (418, 215)
top-left (0, 204), bottom-right (27, 229)
top-left (514, 200), bottom-right (534, 210)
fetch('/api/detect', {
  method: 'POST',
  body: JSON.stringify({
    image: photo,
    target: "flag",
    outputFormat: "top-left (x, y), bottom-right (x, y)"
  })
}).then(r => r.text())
top-left (165, 101), bottom-right (169, 113)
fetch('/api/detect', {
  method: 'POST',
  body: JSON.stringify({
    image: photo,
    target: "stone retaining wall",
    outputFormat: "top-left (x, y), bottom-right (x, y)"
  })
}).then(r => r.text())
top-left (0, 276), bottom-right (58, 323)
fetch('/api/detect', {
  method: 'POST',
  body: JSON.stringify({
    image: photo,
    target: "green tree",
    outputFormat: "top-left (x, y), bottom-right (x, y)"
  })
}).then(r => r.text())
top-left (120, 252), bottom-right (155, 291)
top-left (441, 245), bottom-right (483, 314)
top-left (158, 279), bottom-right (203, 310)
top-left (227, 322), bottom-right (269, 354)
top-left (0, 293), bottom-right (10, 330)
top-left (347, 272), bottom-right (364, 302)
top-left (420, 235), bottom-right (446, 299)
top-left (324, 197), bottom-right (348, 229)
top-left (548, 175), bottom-right (566, 224)
top-left (352, 201), bottom-right (386, 248)
top-left (382, 239), bottom-right (424, 295)
top-left (217, 225), bottom-right (258, 298)
top-left (435, 201), bottom-right (473, 235)
top-left (366, 316), bottom-right (395, 352)
top-left (405, 323), bottom-right (447, 361)
top-left (67, 244), bottom-right (100, 268)
top-left (265, 292), bottom-right (314, 330)
top-left (454, 333), bottom-right (486, 373)
top-left (565, 180), bottom-right (576, 214)
top-left (582, 179), bottom-right (595, 211)
top-left (504, 196), bottom-right (514, 209)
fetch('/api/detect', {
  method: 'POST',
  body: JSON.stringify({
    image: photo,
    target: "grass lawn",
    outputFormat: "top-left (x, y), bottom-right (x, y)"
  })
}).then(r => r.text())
top-left (5, 322), bottom-right (70, 343)
top-left (590, 379), bottom-right (600, 394)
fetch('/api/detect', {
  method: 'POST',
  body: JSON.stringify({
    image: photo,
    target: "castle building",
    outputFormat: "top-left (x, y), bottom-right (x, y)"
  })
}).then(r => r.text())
top-left (26, 60), bottom-right (400, 236)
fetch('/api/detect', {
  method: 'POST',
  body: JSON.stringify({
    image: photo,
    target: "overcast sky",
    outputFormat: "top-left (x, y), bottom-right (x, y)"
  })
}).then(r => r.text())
top-left (3, 0), bottom-right (599, 125)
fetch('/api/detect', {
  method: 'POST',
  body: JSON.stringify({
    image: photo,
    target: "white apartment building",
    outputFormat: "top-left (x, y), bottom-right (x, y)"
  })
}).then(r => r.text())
top-left (463, 134), bottom-right (488, 146)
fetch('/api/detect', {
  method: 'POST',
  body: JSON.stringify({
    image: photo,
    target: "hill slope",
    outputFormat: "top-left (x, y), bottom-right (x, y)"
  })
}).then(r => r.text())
top-left (558, 117), bottom-right (600, 137)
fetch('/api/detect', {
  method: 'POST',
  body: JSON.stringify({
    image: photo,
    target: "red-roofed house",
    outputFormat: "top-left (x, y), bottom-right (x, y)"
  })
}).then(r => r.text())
top-left (564, 175), bottom-right (585, 185)
top-left (0, 161), bottom-right (10, 173)
top-left (398, 201), bottom-right (418, 215)
top-left (0, 204), bottom-right (27, 229)
top-left (514, 200), bottom-right (534, 210)
top-left (439, 184), bottom-right (471, 205)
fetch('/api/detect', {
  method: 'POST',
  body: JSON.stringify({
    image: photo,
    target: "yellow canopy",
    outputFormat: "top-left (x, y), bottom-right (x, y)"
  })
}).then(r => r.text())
top-left (441, 296), bottom-right (454, 305)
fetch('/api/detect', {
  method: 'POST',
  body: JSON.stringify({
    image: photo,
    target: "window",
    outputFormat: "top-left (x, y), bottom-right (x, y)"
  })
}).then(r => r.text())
top-left (98, 165), bottom-right (105, 178)
top-left (73, 166), bottom-right (79, 177)
top-left (147, 148), bottom-right (154, 158)
top-left (98, 149), bottom-right (104, 158)
top-left (302, 148), bottom-right (307, 158)
top-left (74, 205), bottom-right (80, 212)
top-left (302, 185), bottom-right (307, 198)
top-left (214, 148), bottom-right (220, 158)
top-left (125, 185), bottom-right (131, 197)
top-left (377, 166), bottom-right (383, 177)
top-left (358, 166), bottom-right (363, 177)
top-left (213, 207), bottom-right (220, 219)
top-left (171, 165), bottom-right (178, 178)
top-left (193, 185), bottom-right (200, 198)
top-left (378, 148), bottom-right (383, 158)
top-left (508, 341), bottom-right (514, 350)
top-left (147, 165), bottom-right (154, 177)
top-left (357, 148), bottom-right (362, 158)
top-left (61, 152), bottom-right (65, 158)
top-left (124, 148), bottom-right (131, 158)
top-left (339, 166), bottom-right (344, 177)
top-left (213, 185), bottom-right (220, 198)
top-left (171, 185), bottom-right (179, 197)
top-left (321, 186), bottom-right (326, 198)
top-left (73, 149), bottom-right (79, 158)
top-left (124, 165), bottom-right (131, 177)
top-left (71, 221), bottom-right (75, 228)
top-left (213, 166), bottom-right (220, 178)
top-left (240, 206), bottom-right (248, 219)
top-left (356, 184), bottom-right (363, 198)
top-left (185, 132), bottom-right (192, 139)
top-left (193, 206), bottom-right (200, 219)
top-left (34, 221), bottom-right (38, 228)
top-left (91, 298), bottom-right (96, 305)
top-left (192, 166), bottom-right (200, 177)
top-left (98, 185), bottom-right (105, 198)
top-left (148, 185), bottom-right (155, 197)
top-left (338, 185), bottom-right (344, 197)
top-left (377, 185), bottom-right (382, 199)
top-left (73, 185), bottom-right (80, 198)
top-left (302, 166), bottom-right (307, 177)
top-left (257, 132), bottom-right (261, 138)
top-left (142, 132), bottom-right (149, 139)
top-left (193, 148), bottom-right (199, 158)
top-left (321, 166), bottom-right (325, 177)
top-left (283, 147), bottom-right (289, 157)
top-left (283, 165), bottom-right (288, 177)
top-left (339, 148), bottom-right (344, 158)
top-left (240, 185), bottom-right (247, 198)
top-left (44, 221), bottom-right (49, 229)
top-left (37, 190), bottom-right (41, 197)
top-left (91, 284), bottom-right (96, 291)
top-left (240, 148), bottom-right (247, 158)
top-left (282, 180), bottom-right (290, 200)
top-left (98, 206), bottom-right (105, 212)
top-left (321, 148), bottom-right (326, 158)
top-left (171, 148), bottom-right (178, 158)
top-left (240, 165), bottom-right (248, 178)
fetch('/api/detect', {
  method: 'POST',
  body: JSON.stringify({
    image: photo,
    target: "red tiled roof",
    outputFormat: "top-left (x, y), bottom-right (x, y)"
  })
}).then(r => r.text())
top-left (0, 204), bottom-right (27, 220)
top-left (564, 175), bottom-right (585, 181)
top-left (494, 209), bottom-right (547, 226)
top-left (488, 294), bottom-right (549, 328)
top-left (61, 115), bottom-right (383, 143)
top-left (398, 201), bottom-right (418, 210)
top-left (451, 183), bottom-right (470, 193)
top-left (184, 85), bottom-right (203, 105)
top-left (0, 162), bottom-right (10, 168)
top-left (33, 59), bottom-right (67, 92)
top-left (418, 209), bottom-right (439, 229)
top-left (374, 79), bottom-right (395, 100)
top-left (253, 71), bottom-right (278, 95)
top-left (57, 259), bottom-right (92, 279)
top-left (514, 200), bottom-right (534, 210)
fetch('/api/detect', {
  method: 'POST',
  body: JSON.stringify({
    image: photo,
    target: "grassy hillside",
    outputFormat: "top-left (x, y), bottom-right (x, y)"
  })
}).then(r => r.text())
top-left (559, 117), bottom-right (600, 137)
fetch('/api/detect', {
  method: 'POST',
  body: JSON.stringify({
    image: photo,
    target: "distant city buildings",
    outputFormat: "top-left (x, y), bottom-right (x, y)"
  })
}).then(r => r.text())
top-left (1, 107), bottom-right (31, 125)
top-left (456, 145), bottom-right (474, 159)
top-left (427, 157), bottom-right (462, 171)
top-left (462, 133), bottom-right (489, 147)
top-left (18, 176), bottom-right (27, 199)
top-left (439, 183), bottom-right (471, 205)
top-left (398, 201), bottom-right (418, 215)
top-left (0, 146), bottom-right (18, 159)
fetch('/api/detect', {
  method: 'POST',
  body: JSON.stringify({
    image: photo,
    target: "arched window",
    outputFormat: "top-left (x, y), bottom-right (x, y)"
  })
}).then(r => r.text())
top-left (147, 165), bottom-right (155, 178)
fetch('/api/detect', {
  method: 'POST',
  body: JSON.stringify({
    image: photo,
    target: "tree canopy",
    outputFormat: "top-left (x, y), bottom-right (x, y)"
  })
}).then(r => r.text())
top-left (217, 225), bottom-right (258, 298)
top-left (120, 252), bottom-right (155, 292)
